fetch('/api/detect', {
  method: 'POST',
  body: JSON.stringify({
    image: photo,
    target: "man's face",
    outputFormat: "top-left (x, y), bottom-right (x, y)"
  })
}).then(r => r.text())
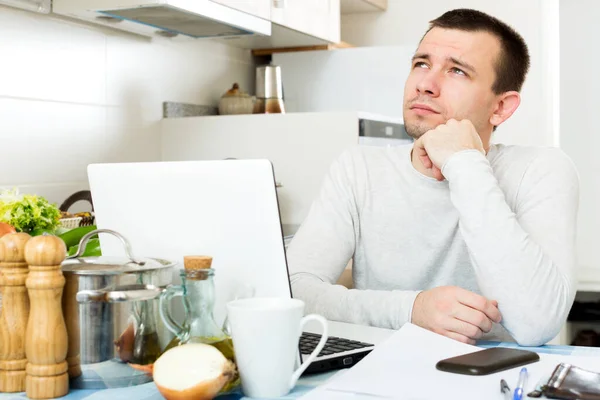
top-left (403, 27), bottom-right (502, 139)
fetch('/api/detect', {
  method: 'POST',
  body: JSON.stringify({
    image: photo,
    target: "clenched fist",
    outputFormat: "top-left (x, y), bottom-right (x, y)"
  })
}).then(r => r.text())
top-left (413, 119), bottom-right (485, 181)
top-left (411, 286), bottom-right (502, 344)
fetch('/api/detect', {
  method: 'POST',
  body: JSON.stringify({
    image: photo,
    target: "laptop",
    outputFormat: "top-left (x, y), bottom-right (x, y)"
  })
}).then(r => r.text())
top-left (86, 159), bottom-right (393, 374)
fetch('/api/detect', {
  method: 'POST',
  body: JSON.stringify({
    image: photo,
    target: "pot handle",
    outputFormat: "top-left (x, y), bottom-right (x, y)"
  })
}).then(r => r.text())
top-left (76, 284), bottom-right (164, 303)
top-left (66, 228), bottom-right (145, 266)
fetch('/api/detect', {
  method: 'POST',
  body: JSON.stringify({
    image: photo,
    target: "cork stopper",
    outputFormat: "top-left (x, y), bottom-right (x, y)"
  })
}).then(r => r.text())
top-left (183, 256), bottom-right (212, 271)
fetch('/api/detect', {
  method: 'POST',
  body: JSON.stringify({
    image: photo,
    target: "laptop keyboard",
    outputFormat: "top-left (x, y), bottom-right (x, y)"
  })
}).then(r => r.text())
top-left (300, 332), bottom-right (373, 356)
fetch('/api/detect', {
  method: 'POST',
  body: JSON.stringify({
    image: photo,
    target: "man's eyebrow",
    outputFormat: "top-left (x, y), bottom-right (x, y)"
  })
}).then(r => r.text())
top-left (449, 57), bottom-right (477, 74)
top-left (411, 53), bottom-right (477, 75)
top-left (411, 53), bottom-right (429, 62)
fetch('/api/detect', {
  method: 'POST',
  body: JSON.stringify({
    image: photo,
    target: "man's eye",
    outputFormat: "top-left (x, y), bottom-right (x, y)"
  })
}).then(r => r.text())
top-left (450, 67), bottom-right (466, 76)
top-left (414, 61), bottom-right (428, 69)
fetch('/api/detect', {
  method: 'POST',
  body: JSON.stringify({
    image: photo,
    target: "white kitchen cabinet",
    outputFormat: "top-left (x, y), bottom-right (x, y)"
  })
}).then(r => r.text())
top-left (341, 0), bottom-right (387, 14)
top-left (0, 0), bottom-right (50, 13)
top-left (270, 0), bottom-right (340, 43)
top-left (52, 0), bottom-right (340, 49)
top-left (210, 0), bottom-right (270, 20)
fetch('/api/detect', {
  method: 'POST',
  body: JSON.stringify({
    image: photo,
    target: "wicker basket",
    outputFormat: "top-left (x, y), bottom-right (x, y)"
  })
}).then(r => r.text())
top-left (59, 217), bottom-right (83, 230)
top-left (59, 190), bottom-right (96, 229)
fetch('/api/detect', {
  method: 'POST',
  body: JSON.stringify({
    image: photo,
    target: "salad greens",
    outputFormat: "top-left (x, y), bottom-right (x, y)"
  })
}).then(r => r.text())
top-left (0, 188), bottom-right (60, 233)
top-left (0, 189), bottom-right (101, 257)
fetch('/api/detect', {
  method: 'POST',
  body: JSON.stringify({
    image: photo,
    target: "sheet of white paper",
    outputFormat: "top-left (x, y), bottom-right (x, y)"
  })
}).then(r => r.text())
top-left (300, 323), bottom-right (600, 400)
top-left (300, 385), bottom-right (399, 399)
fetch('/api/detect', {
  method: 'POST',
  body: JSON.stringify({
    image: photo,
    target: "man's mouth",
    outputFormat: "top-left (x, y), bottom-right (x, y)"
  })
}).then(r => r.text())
top-left (410, 103), bottom-right (440, 115)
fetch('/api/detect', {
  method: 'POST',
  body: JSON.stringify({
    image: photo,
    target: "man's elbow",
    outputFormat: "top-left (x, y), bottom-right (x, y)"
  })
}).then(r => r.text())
top-left (506, 307), bottom-right (570, 346)
top-left (510, 325), bottom-right (560, 347)
top-left (508, 275), bottom-right (576, 346)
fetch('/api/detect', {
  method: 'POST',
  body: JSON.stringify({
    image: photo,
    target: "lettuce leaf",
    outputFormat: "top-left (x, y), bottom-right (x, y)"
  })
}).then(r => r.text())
top-left (0, 188), bottom-right (60, 233)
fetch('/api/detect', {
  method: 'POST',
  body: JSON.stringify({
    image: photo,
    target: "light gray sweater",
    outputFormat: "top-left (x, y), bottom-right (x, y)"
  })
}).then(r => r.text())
top-left (287, 143), bottom-right (579, 346)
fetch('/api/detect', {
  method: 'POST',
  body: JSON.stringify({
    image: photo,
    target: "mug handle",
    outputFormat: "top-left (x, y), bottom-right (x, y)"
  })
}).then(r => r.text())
top-left (288, 314), bottom-right (328, 390)
top-left (159, 285), bottom-right (187, 337)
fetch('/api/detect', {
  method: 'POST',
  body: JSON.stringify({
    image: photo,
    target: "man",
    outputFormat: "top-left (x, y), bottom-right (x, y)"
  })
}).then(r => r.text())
top-left (286, 8), bottom-right (579, 346)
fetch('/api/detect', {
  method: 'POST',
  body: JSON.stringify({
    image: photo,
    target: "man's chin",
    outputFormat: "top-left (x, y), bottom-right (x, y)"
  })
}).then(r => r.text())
top-left (405, 124), bottom-right (432, 140)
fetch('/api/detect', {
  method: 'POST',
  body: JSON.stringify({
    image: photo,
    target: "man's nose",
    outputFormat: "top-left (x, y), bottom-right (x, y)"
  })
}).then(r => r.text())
top-left (416, 72), bottom-right (440, 97)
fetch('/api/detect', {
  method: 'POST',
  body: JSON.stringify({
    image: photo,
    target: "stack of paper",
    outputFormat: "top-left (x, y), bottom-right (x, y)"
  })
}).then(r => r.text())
top-left (300, 323), bottom-right (600, 400)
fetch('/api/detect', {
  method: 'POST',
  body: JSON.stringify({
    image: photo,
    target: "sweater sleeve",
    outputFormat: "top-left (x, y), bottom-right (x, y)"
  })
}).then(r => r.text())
top-left (287, 149), bottom-right (420, 329)
top-left (442, 148), bottom-right (579, 346)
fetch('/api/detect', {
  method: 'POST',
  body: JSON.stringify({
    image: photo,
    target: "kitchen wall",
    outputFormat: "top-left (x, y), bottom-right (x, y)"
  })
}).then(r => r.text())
top-left (341, 0), bottom-right (559, 148)
top-left (0, 5), bottom-right (254, 211)
top-left (559, 0), bottom-right (599, 283)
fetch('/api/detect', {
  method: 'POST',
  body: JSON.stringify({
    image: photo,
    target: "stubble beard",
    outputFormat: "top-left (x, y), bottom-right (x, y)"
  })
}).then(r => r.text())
top-left (404, 120), bottom-right (431, 140)
top-left (403, 101), bottom-right (444, 140)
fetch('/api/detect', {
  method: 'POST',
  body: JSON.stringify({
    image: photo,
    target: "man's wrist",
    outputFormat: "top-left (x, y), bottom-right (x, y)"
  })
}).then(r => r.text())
top-left (409, 290), bottom-right (424, 324)
top-left (441, 149), bottom-right (489, 181)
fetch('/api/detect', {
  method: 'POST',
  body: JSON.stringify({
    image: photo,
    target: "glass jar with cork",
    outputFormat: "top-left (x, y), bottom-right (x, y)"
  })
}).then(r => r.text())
top-left (159, 255), bottom-right (239, 391)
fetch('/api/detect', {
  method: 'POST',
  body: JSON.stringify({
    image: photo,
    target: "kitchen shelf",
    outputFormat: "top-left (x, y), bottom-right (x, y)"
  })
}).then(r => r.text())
top-left (341, 0), bottom-right (387, 14)
top-left (251, 41), bottom-right (353, 57)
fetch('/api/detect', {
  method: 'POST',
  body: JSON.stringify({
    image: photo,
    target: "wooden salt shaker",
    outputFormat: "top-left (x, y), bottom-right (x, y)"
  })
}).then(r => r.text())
top-left (0, 233), bottom-right (31, 392)
top-left (24, 236), bottom-right (69, 399)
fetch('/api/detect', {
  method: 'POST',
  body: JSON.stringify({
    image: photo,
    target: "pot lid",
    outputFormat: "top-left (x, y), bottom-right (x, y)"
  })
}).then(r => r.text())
top-left (61, 228), bottom-right (176, 275)
top-left (62, 256), bottom-right (176, 276)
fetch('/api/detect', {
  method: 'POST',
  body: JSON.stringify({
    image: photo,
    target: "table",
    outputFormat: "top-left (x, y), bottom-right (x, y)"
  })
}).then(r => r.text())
top-left (1, 341), bottom-right (599, 400)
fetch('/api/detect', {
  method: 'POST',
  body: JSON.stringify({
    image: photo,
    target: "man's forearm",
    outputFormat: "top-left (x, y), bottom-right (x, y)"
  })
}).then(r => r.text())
top-left (290, 272), bottom-right (420, 330)
top-left (442, 150), bottom-right (578, 346)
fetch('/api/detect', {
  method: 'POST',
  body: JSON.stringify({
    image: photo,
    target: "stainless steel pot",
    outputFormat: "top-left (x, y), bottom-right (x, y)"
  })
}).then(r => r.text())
top-left (61, 229), bottom-right (176, 389)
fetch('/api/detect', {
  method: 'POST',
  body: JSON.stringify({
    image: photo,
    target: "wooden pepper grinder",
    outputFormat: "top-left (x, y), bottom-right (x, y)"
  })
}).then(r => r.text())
top-left (62, 273), bottom-right (81, 379)
top-left (24, 235), bottom-right (69, 399)
top-left (0, 233), bottom-right (31, 392)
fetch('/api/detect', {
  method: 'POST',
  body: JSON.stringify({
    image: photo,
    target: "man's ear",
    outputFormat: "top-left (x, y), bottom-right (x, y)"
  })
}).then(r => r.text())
top-left (490, 91), bottom-right (520, 127)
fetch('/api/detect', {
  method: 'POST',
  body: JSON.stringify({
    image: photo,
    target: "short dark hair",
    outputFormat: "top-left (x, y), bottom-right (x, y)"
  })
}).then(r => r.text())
top-left (426, 9), bottom-right (530, 94)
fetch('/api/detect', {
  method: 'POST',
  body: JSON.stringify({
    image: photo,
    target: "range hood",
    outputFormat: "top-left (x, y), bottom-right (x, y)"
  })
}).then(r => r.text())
top-left (0, 0), bottom-right (50, 13)
top-left (52, 0), bottom-right (271, 39)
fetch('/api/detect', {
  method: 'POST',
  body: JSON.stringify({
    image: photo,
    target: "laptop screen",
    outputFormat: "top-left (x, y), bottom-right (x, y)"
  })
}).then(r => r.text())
top-left (87, 159), bottom-right (293, 327)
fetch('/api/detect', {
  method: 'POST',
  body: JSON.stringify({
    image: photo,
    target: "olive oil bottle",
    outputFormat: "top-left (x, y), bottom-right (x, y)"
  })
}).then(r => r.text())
top-left (159, 256), bottom-right (240, 393)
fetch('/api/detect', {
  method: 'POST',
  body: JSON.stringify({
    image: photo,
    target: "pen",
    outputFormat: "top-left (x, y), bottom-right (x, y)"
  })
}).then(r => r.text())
top-left (513, 367), bottom-right (528, 400)
top-left (500, 379), bottom-right (512, 400)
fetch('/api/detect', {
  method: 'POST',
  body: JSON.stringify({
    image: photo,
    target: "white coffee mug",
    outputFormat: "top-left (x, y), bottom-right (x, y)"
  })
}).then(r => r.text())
top-left (226, 297), bottom-right (328, 398)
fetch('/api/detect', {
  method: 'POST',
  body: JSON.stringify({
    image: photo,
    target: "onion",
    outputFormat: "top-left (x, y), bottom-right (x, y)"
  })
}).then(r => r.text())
top-left (129, 362), bottom-right (154, 375)
top-left (153, 343), bottom-right (236, 400)
top-left (0, 222), bottom-right (16, 238)
top-left (114, 322), bottom-right (135, 363)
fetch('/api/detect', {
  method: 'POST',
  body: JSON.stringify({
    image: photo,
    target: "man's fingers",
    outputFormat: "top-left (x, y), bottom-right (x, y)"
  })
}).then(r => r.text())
top-left (414, 137), bottom-right (430, 167)
top-left (445, 315), bottom-right (484, 341)
top-left (414, 133), bottom-right (445, 180)
top-left (432, 165), bottom-right (444, 181)
top-left (456, 289), bottom-right (502, 323)
top-left (481, 302), bottom-right (501, 323)
top-left (491, 300), bottom-right (502, 322)
top-left (420, 154), bottom-right (433, 168)
top-left (453, 305), bottom-right (493, 334)
top-left (443, 330), bottom-right (476, 345)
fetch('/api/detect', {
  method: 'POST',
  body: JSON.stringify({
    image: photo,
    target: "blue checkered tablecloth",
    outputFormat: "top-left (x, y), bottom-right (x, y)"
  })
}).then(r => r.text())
top-left (0, 365), bottom-right (338, 400)
top-left (1, 342), bottom-right (599, 400)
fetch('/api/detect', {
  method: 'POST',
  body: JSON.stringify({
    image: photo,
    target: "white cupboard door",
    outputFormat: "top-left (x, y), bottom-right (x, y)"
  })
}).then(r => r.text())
top-left (210, 0), bottom-right (271, 20)
top-left (271, 0), bottom-right (341, 43)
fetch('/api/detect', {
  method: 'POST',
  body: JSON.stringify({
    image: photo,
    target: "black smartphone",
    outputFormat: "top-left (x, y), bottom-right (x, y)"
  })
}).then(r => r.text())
top-left (435, 347), bottom-right (540, 376)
